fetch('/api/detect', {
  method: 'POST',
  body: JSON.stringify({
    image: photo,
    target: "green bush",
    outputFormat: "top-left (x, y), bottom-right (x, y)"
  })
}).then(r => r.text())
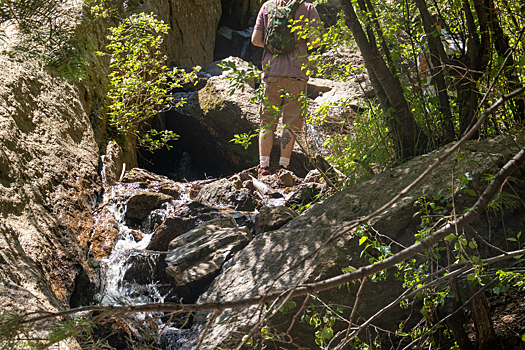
top-left (100, 12), bottom-right (198, 152)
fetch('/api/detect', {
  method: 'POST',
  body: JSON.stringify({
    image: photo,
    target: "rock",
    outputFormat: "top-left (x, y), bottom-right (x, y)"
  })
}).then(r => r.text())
top-left (0, 53), bottom-right (101, 316)
top-left (165, 218), bottom-right (252, 300)
top-left (100, 141), bottom-right (125, 187)
top-left (146, 216), bottom-right (198, 251)
top-left (254, 206), bottom-right (298, 235)
top-left (219, 0), bottom-right (261, 31)
top-left (124, 0), bottom-right (222, 67)
top-left (278, 169), bottom-right (295, 187)
top-left (121, 168), bottom-right (182, 199)
top-left (286, 182), bottom-right (324, 205)
top-left (304, 169), bottom-right (322, 183)
top-left (213, 26), bottom-right (262, 63)
top-left (314, 0), bottom-right (342, 27)
top-left (186, 135), bottom-right (525, 349)
top-left (89, 208), bottom-right (120, 261)
top-left (229, 174), bottom-right (243, 189)
top-left (195, 178), bottom-right (258, 211)
top-left (124, 191), bottom-right (173, 222)
top-left (148, 59), bottom-right (314, 179)
top-left (122, 251), bottom-right (168, 285)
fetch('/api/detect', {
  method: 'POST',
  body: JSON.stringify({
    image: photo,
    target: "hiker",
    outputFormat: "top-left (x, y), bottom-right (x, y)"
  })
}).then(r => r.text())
top-left (251, 0), bottom-right (321, 177)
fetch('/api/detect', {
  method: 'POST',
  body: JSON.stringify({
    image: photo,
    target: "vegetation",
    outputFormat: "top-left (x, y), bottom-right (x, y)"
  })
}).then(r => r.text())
top-left (0, 0), bottom-right (524, 349)
top-left (96, 10), bottom-right (198, 152)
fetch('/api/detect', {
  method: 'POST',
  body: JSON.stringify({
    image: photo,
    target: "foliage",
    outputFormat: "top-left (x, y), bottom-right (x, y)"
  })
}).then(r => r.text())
top-left (99, 12), bottom-right (198, 152)
top-left (300, 297), bottom-right (344, 347)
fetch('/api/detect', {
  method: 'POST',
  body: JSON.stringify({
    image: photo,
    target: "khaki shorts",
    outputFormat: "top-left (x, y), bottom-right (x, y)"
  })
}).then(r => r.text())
top-left (260, 76), bottom-right (307, 132)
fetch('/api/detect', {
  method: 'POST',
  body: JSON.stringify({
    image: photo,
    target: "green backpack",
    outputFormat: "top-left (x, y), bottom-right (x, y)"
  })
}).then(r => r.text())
top-left (264, 0), bottom-right (304, 55)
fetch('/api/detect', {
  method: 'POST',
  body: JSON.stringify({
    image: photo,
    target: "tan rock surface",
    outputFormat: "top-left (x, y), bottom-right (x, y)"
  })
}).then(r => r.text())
top-left (0, 56), bottom-right (100, 314)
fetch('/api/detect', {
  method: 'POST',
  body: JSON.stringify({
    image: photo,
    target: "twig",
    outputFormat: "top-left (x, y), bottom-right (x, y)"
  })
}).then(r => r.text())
top-left (401, 279), bottom-right (497, 350)
top-left (195, 310), bottom-right (219, 350)
top-left (340, 277), bottom-right (367, 348)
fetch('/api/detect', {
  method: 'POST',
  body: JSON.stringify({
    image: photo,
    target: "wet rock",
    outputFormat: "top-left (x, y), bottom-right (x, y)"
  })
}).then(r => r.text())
top-left (123, 251), bottom-right (169, 285)
top-left (121, 168), bottom-right (182, 199)
top-left (146, 216), bottom-right (198, 251)
top-left (165, 218), bottom-right (252, 300)
top-left (70, 269), bottom-right (96, 308)
top-left (254, 206), bottom-right (298, 235)
top-left (89, 208), bottom-right (120, 261)
top-left (124, 191), bottom-right (173, 222)
top-left (100, 141), bottom-right (125, 187)
top-left (195, 178), bottom-right (258, 211)
top-left (213, 26), bottom-right (261, 63)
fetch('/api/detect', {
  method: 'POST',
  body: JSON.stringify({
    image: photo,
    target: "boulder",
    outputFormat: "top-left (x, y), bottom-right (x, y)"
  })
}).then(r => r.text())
top-left (146, 216), bottom-right (198, 251)
top-left (165, 218), bottom-right (252, 300)
top-left (121, 168), bottom-right (183, 199)
top-left (278, 169), bottom-right (295, 187)
top-left (148, 59), bottom-right (316, 179)
top-left (100, 141), bottom-right (125, 187)
top-left (124, 190), bottom-right (173, 223)
top-left (184, 135), bottom-right (525, 349)
top-left (254, 206), bottom-right (298, 235)
top-left (286, 182), bottom-right (324, 205)
top-left (195, 178), bottom-right (258, 211)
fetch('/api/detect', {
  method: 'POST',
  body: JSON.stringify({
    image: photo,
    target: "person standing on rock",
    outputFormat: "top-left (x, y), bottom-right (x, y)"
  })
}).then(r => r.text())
top-left (251, 0), bottom-right (321, 177)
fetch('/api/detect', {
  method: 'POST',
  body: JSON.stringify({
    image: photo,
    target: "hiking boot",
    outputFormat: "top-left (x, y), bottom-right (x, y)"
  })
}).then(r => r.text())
top-left (258, 166), bottom-right (270, 178)
top-left (275, 165), bottom-right (288, 174)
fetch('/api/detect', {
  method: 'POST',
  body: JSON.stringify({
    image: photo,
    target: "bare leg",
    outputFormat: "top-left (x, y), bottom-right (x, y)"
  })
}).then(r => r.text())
top-left (280, 128), bottom-right (294, 159)
top-left (259, 127), bottom-right (274, 158)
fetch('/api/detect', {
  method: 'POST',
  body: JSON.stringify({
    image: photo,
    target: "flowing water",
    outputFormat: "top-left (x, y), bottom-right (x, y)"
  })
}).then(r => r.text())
top-left (91, 182), bottom-right (194, 347)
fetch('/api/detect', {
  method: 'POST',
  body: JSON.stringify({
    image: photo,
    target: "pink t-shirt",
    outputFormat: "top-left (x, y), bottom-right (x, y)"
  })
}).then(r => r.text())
top-left (254, 0), bottom-right (322, 80)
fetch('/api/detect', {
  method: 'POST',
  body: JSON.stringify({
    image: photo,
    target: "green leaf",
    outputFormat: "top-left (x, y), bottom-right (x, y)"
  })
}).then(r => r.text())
top-left (359, 236), bottom-right (367, 246)
top-left (445, 234), bottom-right (456, 242)
top-left (463, 188), bottom-right (477, 196)
top-left (321, 327), bottom-right (334, 339)
top-left (472, 256), bottom-right (483, 266)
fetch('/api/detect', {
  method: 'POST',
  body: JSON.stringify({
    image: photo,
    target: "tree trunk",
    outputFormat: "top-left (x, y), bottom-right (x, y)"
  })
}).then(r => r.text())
top-left (414, 0), bottom-right (455, 144)
top-left (341, 0), bottom-right (427, 160)
top-left (468, 284), bottom-right (502, 350)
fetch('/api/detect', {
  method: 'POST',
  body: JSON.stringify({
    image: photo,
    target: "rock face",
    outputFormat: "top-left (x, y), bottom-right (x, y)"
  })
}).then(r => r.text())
top-left (219, 0), bottom-right (260, 30)
top-left (0, 0), bottom-right (222, 328)
top-left (125, 0), bottom-right (222, 67)
top-left (184, 136), bottom-right (525, 349)
top-left (0, 55), bottom-right (100, 316)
